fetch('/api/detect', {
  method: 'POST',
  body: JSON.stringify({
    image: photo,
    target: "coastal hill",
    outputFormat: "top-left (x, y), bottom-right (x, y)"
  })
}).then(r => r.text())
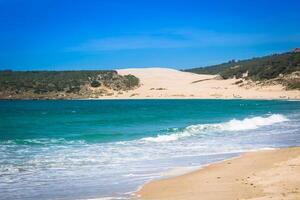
top-left (1, 50), bottom-right (300, 100)
top-left (0, 70), bottom-right (139, 99)
top-left (185, 50), bottom-right (300, 90)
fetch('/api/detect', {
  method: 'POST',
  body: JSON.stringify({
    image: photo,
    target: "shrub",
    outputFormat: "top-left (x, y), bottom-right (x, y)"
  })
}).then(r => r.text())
top-left (90, 80), bottom-right (101, 87)
top-left (123, 74), bottom-right (139, 88)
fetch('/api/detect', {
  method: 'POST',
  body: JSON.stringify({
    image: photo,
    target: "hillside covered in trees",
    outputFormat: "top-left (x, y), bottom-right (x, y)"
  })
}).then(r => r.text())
top-left (0, 70), bottom-right (139, 99)
top-left (185, 51), bottom-right (300, 89)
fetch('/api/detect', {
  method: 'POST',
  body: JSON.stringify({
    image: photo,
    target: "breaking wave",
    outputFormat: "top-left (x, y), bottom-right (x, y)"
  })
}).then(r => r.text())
top-left (141, 114), bottom-right (288, 142)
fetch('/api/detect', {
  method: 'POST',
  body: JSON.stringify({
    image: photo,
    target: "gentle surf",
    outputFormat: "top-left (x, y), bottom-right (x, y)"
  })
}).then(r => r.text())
top-left (1, 99), bottom-right (300, 200)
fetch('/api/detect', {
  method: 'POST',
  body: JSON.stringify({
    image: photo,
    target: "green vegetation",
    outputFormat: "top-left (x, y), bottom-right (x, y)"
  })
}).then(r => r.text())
top-left (185, 51), bottom-right (300, 89)
top-left (0, 70), bottom-right (139, 99)
top-left (123, 74), bottom-right (140, 88)
top-left (90, 80), bottom-right (101, 87)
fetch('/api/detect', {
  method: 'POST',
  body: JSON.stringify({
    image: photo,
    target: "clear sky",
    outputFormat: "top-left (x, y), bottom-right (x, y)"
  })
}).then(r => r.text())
top-left (1, 0), bottom-right (300, 70)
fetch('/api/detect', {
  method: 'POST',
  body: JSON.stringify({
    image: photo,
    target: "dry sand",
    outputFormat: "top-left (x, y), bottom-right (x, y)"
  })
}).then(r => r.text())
top-left (114, 68), bottom-right (300, 99)
top-left (137, 147), bottom-right (300, 200)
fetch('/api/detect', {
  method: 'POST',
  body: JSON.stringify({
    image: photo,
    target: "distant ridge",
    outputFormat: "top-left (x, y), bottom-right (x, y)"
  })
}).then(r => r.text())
top-left (185, 50), bottom-right (300, 89)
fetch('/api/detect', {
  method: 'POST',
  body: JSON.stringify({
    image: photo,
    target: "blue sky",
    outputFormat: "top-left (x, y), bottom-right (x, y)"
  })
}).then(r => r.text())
top-left (1, 0), bottom-right (300, 70)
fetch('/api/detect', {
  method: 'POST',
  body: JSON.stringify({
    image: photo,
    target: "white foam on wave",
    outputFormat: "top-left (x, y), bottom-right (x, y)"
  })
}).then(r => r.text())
top-left (160, 166), bottom-right (201, 178)
top-left (0, 138), bottom-right (87, 145)
top-left (82, 197), bottom-right (127, 200)
top-left (141, 114), bottom-right (289, 142)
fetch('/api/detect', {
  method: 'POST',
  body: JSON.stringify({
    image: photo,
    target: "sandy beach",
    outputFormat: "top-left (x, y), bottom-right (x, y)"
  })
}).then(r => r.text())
top-left (137, 147), bottom-right (300, 200)
top-left (115, 68), bottom-right (300, 99)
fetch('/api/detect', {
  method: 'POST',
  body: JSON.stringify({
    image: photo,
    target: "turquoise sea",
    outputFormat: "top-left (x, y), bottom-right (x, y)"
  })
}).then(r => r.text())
top-left (1, 99), bottom-right (300, 199)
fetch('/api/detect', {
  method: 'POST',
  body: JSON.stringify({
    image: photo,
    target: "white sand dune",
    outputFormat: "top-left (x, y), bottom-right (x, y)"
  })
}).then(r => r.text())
top-left (113, 67), bottom-right (300, 99)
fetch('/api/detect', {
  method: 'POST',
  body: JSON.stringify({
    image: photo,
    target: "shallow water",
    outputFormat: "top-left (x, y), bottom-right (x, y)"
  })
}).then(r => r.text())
top-left (1, 99), bottom-right (300, 199)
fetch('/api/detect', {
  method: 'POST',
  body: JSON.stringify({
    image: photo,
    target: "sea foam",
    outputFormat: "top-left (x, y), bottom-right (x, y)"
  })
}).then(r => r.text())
top-left (141, 114), bottom-right (288, 142)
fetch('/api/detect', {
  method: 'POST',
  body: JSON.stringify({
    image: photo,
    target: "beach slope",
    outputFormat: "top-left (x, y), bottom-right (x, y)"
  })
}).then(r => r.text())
top-left (137, 147), bottom-right (300, 200)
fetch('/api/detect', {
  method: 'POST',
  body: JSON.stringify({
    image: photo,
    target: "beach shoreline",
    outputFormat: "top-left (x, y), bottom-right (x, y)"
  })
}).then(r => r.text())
top-left (136, 146), bottom-right (300, 200)
top-left (1, 99), bottom-right (300, 200)
top-left (82, 97), bottom-right (300, 100)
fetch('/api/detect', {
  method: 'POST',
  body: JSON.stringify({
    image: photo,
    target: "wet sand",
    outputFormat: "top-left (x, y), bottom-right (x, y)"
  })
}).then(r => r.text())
top-left (137, 147), bottom-right (300, 200)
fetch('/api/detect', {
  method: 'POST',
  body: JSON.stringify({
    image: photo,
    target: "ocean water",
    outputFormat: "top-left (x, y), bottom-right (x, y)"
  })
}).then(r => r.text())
top-left (1, 99), bottom-right (300, 200)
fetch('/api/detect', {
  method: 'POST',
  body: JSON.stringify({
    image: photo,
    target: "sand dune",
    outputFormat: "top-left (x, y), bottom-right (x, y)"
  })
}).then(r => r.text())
top-left (115, 68), bottom-right (300, 99)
